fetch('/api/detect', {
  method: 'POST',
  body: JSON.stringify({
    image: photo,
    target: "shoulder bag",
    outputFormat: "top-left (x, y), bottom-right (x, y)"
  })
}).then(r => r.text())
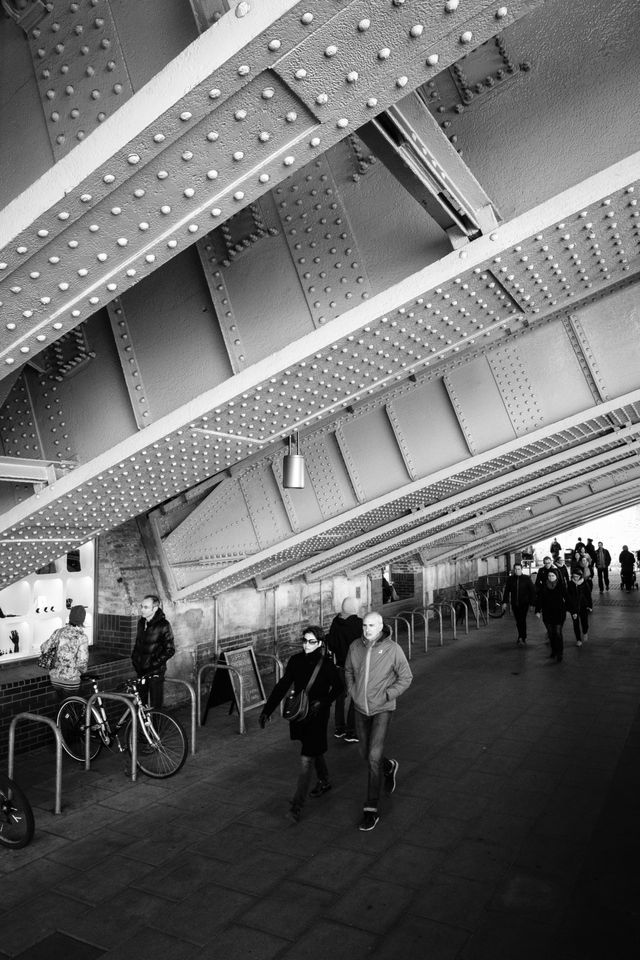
top-left (282, 657), bottom-right (323, 722)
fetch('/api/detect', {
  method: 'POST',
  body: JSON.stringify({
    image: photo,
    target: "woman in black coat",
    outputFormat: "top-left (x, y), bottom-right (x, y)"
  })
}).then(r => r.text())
top-left (259, 626), bottom-right (343, 822)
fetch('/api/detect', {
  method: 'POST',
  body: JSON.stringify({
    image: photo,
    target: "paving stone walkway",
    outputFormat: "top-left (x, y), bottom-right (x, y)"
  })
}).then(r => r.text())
top-left (2, 591), bottom-right (639, 960)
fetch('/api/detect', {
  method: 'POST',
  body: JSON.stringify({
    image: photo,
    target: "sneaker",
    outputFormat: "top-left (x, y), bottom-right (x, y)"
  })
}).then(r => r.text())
top-left (309, 780), bottom-right (331, 798)
top-left (385, 759), bottom-right (399, 794)
top-left (577, 640), bottom-right (582, 647)
top-left (358, 809), bottom-right (379, 832)
top-left (344, 733), bottom-right (359, 743)
top-left (334, 730), bottom-right (346, 739)
top-left (582, 633), bottom-right (588, 642)
top-left (287, 803), bottom-right (302, 823)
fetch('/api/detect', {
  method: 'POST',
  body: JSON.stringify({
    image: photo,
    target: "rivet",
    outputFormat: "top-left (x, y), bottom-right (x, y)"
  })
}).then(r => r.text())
top-left (445, 0), bottom-right (459, 10)
top-left (410, 25), bottom-right (424, 37)
top-left (180, 111), bottom-right (192, 121)
top-left (268, 39), bottom-right (281, 51)
top-left (366, 97), bottom-right (378, 108)
top-left (378, 48), bottom-right (391, 60)
top-left (325, 45), bottom-right (338, 57)
top-left (358, 19), bottom-right (370, 31)
top-left (460, 31), bottom-right (473, 43)
top-left (294, 69), bottom-right (307, 79)
top-left (347, 71), bottom-right (358, 83)
top-left (496, 6), bottom-right (508, 18)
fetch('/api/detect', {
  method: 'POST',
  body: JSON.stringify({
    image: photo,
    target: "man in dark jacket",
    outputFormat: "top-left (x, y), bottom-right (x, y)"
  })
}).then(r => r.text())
top-left (502, 563), bottom-right (536, 646)
top-left (535, 556), bottom-right (557, 601)
top-left (132, 595), bottom-right (175, 707)
top-left (619, 546), bottom-right (636, 591)
top-left (327, 597), bottom-right (362, 742)
top-left (535, 571), bottom-right (567, 662)
top-left (595, 541), bottom-right (611, 591)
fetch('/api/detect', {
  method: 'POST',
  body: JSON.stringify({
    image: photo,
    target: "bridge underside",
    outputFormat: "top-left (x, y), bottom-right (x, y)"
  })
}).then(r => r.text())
top-left (1, 0), bottom-right (640, 594)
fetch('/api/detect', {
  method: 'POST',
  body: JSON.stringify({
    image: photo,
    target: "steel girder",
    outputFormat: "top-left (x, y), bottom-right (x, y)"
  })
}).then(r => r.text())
top-left (0, 0), bottom-right (542, 370)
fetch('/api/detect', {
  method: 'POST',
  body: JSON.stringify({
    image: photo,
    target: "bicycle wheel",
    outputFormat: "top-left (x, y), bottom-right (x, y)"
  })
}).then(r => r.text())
top-left (57, 697), bottom-right (103, 762)
top-left (0, 774), bottom-right (35, 849)
top-left (126, 711), bottom-right (188, 778)
top-left (488, 589), bottom-right (505, 618)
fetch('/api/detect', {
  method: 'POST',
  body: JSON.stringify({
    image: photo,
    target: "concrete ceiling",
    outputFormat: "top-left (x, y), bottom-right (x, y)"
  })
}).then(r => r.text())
top-left (1, 0), bottom-right (639, 594)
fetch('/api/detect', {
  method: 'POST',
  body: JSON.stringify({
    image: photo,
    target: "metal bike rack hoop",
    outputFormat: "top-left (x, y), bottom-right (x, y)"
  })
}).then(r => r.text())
top-left (163, 677), bottom-right (197, 755)
top-left (8, 713), bottom-right (63, 815)
top-left (85, 692), bottom-right (138, 781)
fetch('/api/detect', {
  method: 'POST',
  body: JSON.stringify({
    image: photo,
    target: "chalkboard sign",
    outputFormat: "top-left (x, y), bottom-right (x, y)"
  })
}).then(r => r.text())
top-left (203, 646), bottom-right (266, 723)
top-left (222, 646), bottom-right (266, 712)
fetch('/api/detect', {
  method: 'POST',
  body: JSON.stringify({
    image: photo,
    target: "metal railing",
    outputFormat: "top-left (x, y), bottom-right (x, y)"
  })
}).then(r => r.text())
top-left (425, 604), bottom-right (443, 646)
top-left (384, 615), bottom-right (413, 659)
top-left (8, 713), bottom-right (63, 814)
top-left (197, 661), bottom-right (246, 734)
top-left (164, 677), bottom-right (197, 755)
top-left (85, 692), bottom-right (138, 780)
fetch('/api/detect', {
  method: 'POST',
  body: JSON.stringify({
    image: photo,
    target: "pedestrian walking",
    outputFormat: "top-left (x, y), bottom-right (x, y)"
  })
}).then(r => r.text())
top-left (550, 538), bottom-right (562, 561)
top-left (619, 545), bottom-right (635, 591)
top-left (327, 597), bottom-right (362, 742)
top-left (595, 541), bottom-right (611, 592)
top-left (259, 626), bottom-right (342, 823)
top-left (567, 570), bottom-right (590, 646)
top-left (502, 563), bottom-right (536, 645)
top-left (535, 571), bottom-right (567, 662)
top-left (535, 556), bottom-right (557, 600)
top-left (554, 554), bottom-right (570, 591)
top-left (345, 611), bottom-right (413, 832)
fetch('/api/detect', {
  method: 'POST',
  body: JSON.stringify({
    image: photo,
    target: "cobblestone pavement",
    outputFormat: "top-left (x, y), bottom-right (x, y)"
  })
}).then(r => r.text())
top-left (2, 591), bottom-right (639, 960)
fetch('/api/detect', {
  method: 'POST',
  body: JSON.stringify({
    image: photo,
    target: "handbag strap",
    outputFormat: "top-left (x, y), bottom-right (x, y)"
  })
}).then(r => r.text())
top-left (303, 655), bottom-right (323, 694)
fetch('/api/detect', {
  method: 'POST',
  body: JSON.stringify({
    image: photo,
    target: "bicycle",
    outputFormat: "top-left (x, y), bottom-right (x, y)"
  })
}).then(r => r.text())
top-left (480, 585), bottom-right (505, 618)
top-left (0, 773), bottom-right (34, 849)
top-left (56, 674), bottom-right (188, 779)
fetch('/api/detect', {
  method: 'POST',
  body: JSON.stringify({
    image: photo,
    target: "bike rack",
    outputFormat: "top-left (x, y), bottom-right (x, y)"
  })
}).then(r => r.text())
top-left (163, 678), bottom-right (197, 756)
top-left (85, 693), bottom-right (138, 781)
top-left (438, 601), bottom-right (457, 640)
top-left (450, 599), bottom-right (469, 634)
top-left (197, 661), bottom-right (246, 734)
top-left (425, 604), bottom-right (444, 646)
top-left (255, 654), bottom-right (284, 716)
top-left (8, 713), bottom-right (63, 815)
top-left (401, 609), bottom-right (428, 654)
top-left (385, 615), bottom-right (413, 659)
top-left (409, 607), bottom-right (430, 652)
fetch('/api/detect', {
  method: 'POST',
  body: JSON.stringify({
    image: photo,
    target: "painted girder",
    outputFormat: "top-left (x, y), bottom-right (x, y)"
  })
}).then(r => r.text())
top-left (0, 0), bottom-right (543, 371)
top-left (0, 150), bottom-right (639, 589)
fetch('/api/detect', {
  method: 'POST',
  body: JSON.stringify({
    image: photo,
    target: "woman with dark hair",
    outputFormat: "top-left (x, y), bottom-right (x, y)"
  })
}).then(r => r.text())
top-left (259, 625), bottom-right (342, 823)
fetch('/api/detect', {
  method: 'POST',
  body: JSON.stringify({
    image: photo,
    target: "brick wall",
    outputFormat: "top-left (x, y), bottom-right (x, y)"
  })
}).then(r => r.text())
top-left (95, 612), bottom-right (136, 659)
top-left (0, 656), bottom-right (133, 764)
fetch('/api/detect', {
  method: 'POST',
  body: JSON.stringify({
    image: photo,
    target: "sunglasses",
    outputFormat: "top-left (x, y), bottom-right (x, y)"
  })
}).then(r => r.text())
top-left (302, 637), bottom-right (321, 645)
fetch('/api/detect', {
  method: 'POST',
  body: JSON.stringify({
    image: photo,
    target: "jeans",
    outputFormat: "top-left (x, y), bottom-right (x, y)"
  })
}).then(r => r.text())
top-left (512, 604), bottom-right (529, 640)
top-left (354, 709), bottom-right (392, 808)
top-left (544, 621), bottom-right (564, 660)
top-left (334, 667), bottom-right (355, 734)
top-left (292, 754), bottom-right (329, 808)
top-left (139, 675), bottom-right (164, 709)
top-left (572, 609), bottom-right (589, 641)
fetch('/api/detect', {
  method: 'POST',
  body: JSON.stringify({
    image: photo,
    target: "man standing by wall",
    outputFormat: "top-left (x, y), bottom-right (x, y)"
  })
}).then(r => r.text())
top-left (595, 541), bottom-right (611, 592)
top-left (132, 595), bottom-right (175, 708)
top-left (345, 611), bottom-right (413, 832)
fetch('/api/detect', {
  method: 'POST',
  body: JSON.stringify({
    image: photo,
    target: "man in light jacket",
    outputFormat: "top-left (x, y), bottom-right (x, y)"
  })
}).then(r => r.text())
top-left (345, 611), bottom-right (413, 832)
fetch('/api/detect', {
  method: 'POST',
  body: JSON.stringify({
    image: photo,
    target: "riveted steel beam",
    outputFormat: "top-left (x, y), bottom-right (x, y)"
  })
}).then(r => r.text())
top-left (0, 149), bottom-right (639, 589)
top-left (358, 91), bottom-right (499, 241)
top-left (305, 441), bottom-right (640, 580)
top-left (0, 0), bottom-right (544, 374)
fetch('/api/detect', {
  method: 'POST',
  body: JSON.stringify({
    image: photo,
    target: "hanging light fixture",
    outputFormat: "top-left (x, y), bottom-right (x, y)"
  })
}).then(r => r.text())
top-left (283, 431), bottom-right (305, 489)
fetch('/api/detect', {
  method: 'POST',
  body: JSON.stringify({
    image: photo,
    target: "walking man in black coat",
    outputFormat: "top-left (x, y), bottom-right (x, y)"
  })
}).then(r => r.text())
top-left (595, 541), bottom-right (611, 592)
top-left (502, 563), bottom-right (536, 646)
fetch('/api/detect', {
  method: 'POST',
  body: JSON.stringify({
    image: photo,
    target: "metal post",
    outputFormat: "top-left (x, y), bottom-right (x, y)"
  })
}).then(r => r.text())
top-left (163, 677), bottom-right (197, 755)
top-left (86, 693), bottom-right (138, 780)
top-left (9, 713), bottom-right (63, 814)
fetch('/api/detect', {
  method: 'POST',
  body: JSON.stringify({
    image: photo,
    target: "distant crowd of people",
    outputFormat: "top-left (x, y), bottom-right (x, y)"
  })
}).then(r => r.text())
top-left (502, 535), bottom-right (637, 663)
